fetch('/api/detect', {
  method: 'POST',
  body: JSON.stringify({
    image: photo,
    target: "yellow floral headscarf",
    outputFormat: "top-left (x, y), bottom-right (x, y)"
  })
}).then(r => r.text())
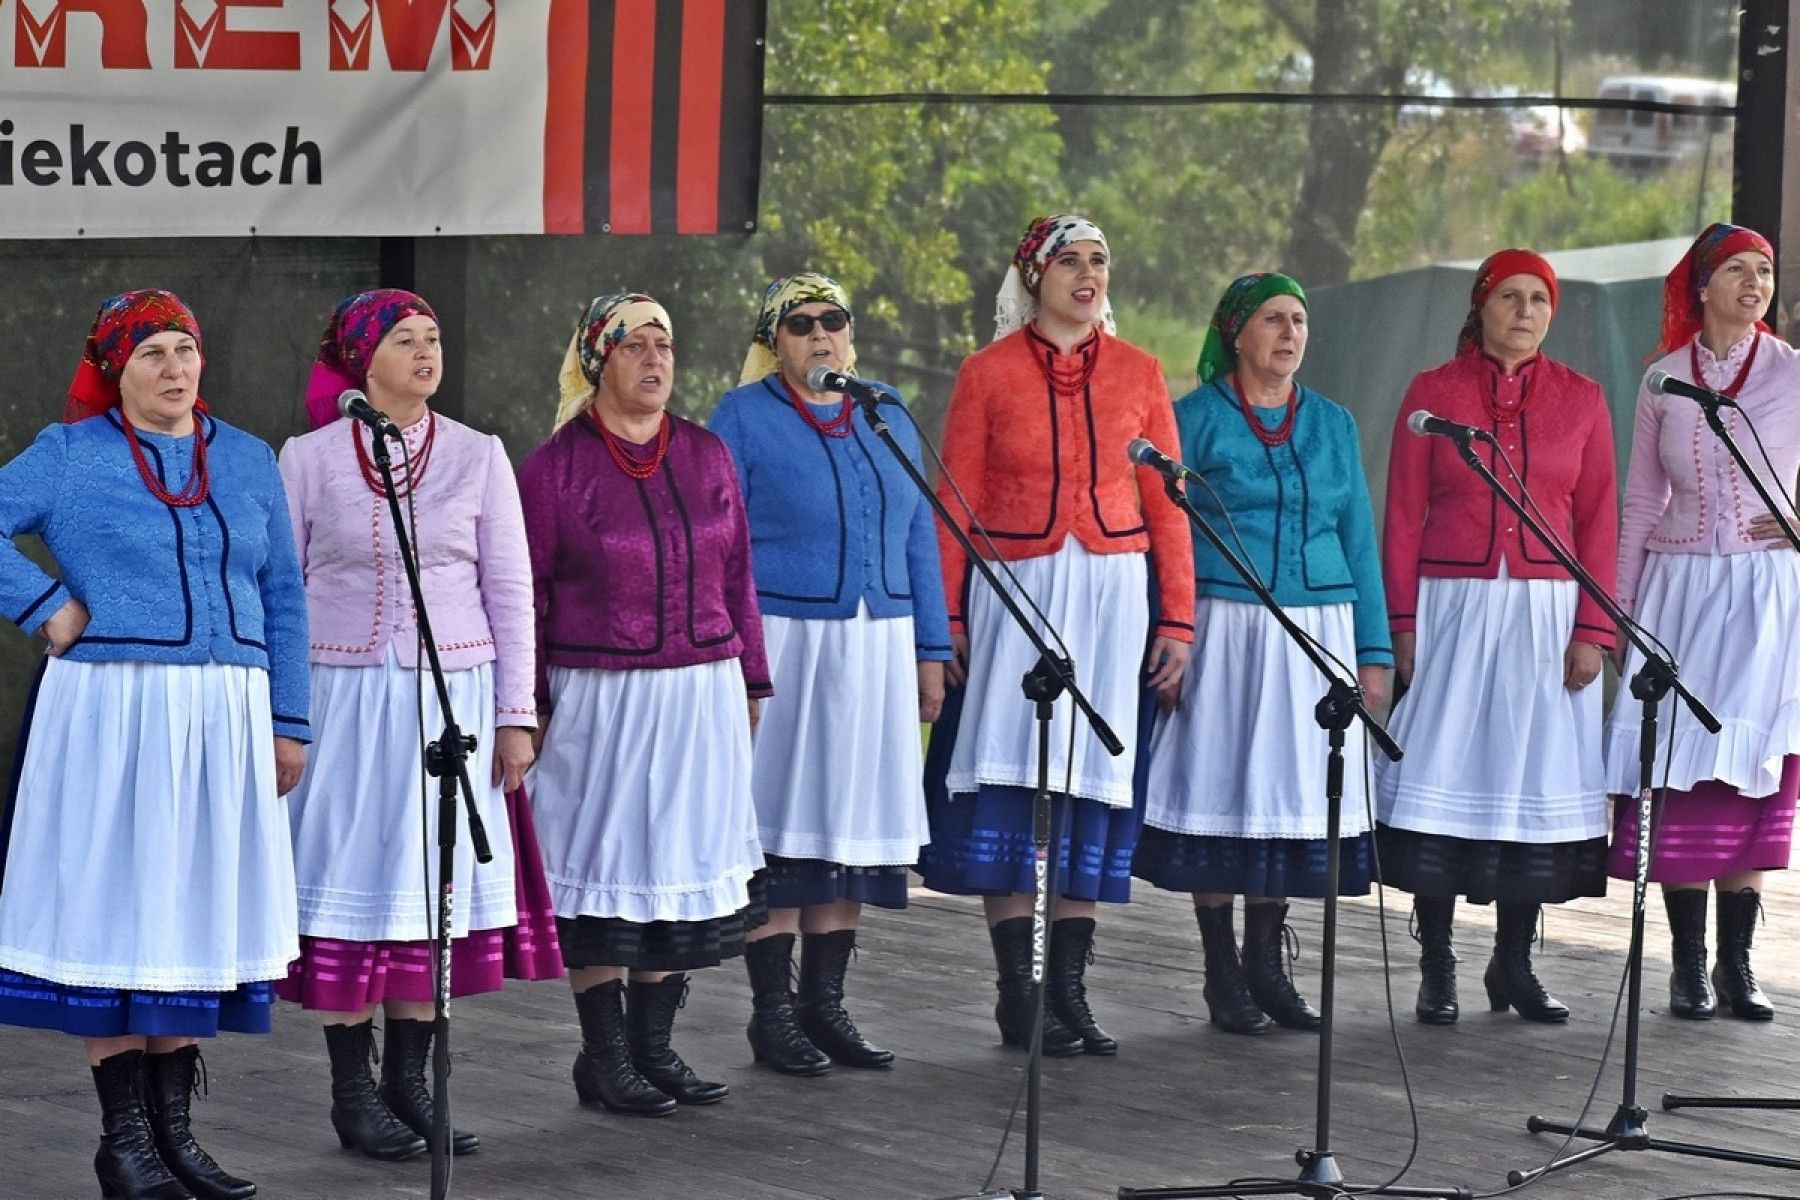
top-left (553, 293), bottom-right (673, 430)
top-left (739, 272), bottom-right (857, 385)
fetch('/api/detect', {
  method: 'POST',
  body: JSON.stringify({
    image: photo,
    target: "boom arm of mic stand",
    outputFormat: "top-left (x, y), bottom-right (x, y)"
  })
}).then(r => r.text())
top-left (1700, 405), bottom-right (1800, 553)
top-left (853, 394), bottom-right (1123, 756)
top-left (1445, 439), bottom-right (1719, 734)
top-left (1156, 475), bottom-right (1401, 763)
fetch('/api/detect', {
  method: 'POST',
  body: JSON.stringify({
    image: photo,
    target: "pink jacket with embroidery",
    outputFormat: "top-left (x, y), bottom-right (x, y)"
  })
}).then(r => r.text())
top-left (1618, 331), bottom-right (1800, 611)
top-left (277, 413), bottom-right (537, 728)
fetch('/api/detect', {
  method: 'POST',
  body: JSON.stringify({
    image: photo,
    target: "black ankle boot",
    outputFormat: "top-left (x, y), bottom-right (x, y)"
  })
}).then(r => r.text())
top-left (144, 1046), bottom-right (254, 1199)
top-left (627, 975), bottom-right (730, 1102)
top-left (1484, 902), bottom-right (1569, 1023)
top-left (1412, 896), bottom-right (1459, 1026)
top-left (92, 1050), bottom-right (190, 1200)
top-left (322, 1023), bottom-right (427, 1160)
top-left (1243, 902), bottom-right (1321, 1031)
top-left (744, 934), bottom-right (833, 1075)
top-left (1664, 888), bottom-right (1716, 1020)
top-left (377, 1017), bottom-right (479, 1154)
top-left (1712, 888), bottom-right (1775, 1021)
top-left (573, 980), bottom-right (678, 1115)
top-left (1194, 904), bottom-right (1269, 1035)
top-left (1046, 918), bottom-right (1116, 1055)
top-left (797, 930), bottom-right (895, 1068)
top-left (988, 917), bottom-right (1083, 1056)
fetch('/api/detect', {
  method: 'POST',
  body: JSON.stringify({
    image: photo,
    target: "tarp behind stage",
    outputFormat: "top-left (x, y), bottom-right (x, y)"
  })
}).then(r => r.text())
top-left (1301, 237), bottom-right (1689, 517)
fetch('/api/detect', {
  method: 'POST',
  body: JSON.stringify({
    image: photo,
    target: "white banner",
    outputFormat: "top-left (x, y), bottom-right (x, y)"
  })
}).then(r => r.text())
top-left (0, 0), bottom-right (558, 237)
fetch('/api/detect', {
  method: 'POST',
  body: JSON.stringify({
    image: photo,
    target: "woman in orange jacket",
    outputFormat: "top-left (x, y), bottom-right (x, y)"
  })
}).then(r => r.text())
top-left (920, 215), bottom-right (1194, 1056)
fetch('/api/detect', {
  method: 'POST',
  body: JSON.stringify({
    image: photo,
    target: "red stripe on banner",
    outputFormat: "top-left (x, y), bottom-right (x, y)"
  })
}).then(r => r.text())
top-left (676, 0), bottom-right (726, 233)
top-left (610, 0), bottom-right (658, 234)
top-left (542, 0), bottom-right (589, 233)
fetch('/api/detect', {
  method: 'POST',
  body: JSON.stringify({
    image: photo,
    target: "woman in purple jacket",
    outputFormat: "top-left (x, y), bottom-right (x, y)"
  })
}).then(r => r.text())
top-left (520, 294), bottom-right (770, 1117)
top-left (277, 290), bottom-right (556, 1162)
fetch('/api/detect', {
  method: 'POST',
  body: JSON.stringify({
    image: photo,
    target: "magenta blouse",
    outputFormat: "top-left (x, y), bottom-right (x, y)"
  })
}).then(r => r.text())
top-left (516, 412), bottom-right (772, 713)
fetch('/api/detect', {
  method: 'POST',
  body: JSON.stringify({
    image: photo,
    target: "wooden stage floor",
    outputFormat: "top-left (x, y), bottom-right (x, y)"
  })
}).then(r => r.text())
top-left (5, 873), bottom-right (1800, 1199)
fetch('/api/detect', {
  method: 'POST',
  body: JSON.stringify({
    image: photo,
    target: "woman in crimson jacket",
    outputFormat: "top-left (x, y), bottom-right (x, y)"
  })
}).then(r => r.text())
top-left (921, 215), bottom-right (1194, 1058)
top-left (1376, 249), bottom-right (1617, 1027)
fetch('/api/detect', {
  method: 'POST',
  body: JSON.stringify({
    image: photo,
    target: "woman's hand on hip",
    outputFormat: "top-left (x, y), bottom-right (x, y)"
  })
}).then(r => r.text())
top-left (1357, 663), bottom-right (1389, 713)
top-left (917, 660), bottom-right (946, 723)
top-left (1564, 640), bottom-right (1604, 692)
top-left (1391, 630), bottom-right (1416, 691)
top-left (946, 632), bottom-right (970, 688)
top-left (273, 736), bottom-right (306, 796)
top-left (493, 725), bottom-right (535, 791)
top-left (41, 598), bottom-right (89, 656)
top-left (1749, 510), bottom-right (1800, 546)
top-left (1146, 635), bottom-right (1190, 711)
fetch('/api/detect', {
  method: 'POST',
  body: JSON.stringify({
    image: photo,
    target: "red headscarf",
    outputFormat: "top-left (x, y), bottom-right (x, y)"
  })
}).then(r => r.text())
top-left (1456, 249), bottom-right (1559, 356)
top-left (1657, 222), bottom-right (1776, 357)
top-left (305, 288), bottom-right (437, 429)
top-left (65, 290), bottom-right (203, 424)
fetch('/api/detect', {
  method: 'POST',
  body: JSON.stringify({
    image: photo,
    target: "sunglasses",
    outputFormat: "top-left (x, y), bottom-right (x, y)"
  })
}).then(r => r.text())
top-left (781, 309), bottom-right (851, 337)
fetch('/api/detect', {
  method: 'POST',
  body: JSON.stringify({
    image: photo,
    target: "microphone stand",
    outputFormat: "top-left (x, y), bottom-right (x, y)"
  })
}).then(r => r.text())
top-left (368, 427), bottom-right (494, 1200)
top-left (1405, 429), bottom-right (1785, 1184)
top-left (851, 391), bottom-right (1120, 1200)
top-left (1118, 475), bottom-right (1466, 1200)
top-left (1651, 396), bottom-right (1800, 1120)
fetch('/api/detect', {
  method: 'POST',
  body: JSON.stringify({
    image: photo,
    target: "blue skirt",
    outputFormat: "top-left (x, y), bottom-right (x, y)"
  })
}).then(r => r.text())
top-left (1133, 827), bottom-right (1374, 899)
top-left (919, 683), bottom-right (1145, 904)
top-left (762, 856), bottom-right (910, 910)
top-left (0, 970), bottom-right (276, 1038)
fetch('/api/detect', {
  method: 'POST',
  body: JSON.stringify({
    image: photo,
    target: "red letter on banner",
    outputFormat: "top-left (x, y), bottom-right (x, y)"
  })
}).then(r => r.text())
top-left (449, 1), bottom-right (494, 70)
top-left (328, 0), bottom-right (492, 72)
top-left (175, 0), bottom-right (301, 70)
top-left (372, 0), bottom-right (449, 71)
top-left (15, 0), bottom-right (151, 69)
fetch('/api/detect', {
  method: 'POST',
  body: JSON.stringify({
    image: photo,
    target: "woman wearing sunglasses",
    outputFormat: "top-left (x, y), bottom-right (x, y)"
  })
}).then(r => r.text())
top-left (710, 273), bottom-right (951, 1074)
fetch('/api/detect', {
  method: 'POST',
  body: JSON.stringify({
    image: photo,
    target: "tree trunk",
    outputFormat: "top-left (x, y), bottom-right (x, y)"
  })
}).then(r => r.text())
top-left (1283, 0), bottom-right (1400, 285)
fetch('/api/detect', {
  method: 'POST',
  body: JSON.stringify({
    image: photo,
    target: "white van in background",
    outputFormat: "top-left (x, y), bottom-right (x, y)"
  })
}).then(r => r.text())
top-left (1588, 75), bottom-right (1735, 173)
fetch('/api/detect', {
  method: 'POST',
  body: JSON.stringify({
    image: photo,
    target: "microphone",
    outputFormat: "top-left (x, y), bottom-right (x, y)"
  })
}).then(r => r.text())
top-left (337, 389), bottom-right (402, 439)
top-left (805, 364), bottom-right (884, 402)
top-left (1407, 410), bottom-right (1493, 445)
top-left (1647, 369), bottom-right (1738, 412)
top-left (1127, 437), bottom-right (1198, 483)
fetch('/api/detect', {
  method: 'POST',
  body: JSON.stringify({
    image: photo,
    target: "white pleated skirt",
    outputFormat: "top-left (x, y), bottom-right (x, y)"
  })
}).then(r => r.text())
top-left (946, 541), bottom-right (1148, 808)
top-left (286, 648), bottom-right (516, 943)
top-left (1377, 573), bottom-right (1605, 842)
top-left (529, 660), bottom-right (761, 924)
top-left (1604, 550), bottom-right (1800, 798)
top-left (1145, 598), bottom-right (1369, 839)
top-left (752, 606), bottom-right (927, 864)
top-left (0, 659), bottom-right (297, 990)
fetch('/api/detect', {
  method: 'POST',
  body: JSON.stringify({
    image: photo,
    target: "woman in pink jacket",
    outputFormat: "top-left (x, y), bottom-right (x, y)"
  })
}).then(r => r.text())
top-left (1604, 224), bottom-right (1800, 1023)
top-left (1376, 250), bottom-right (1617, 1028)
top-left (275, 290), bottom-right (559, 1162)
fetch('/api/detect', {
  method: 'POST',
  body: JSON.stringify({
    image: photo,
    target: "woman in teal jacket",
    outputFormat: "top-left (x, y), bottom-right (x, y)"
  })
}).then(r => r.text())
top-left (1136, 273), bottom-right (1391, 1037)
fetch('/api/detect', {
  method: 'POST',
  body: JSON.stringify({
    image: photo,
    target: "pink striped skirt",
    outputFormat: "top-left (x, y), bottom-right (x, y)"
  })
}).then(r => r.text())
top-left (279, 787), bottom-right (563, 1011)
top-left (1608, 756), bottom-right (1800, 885)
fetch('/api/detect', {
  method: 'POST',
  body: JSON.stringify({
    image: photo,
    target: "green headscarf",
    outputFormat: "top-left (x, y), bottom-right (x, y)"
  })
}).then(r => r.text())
top-left (1196, 272), bottom-right (1307, 384)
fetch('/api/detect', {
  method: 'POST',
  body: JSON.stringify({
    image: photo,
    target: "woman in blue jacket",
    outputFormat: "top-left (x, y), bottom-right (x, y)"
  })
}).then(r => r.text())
top-left (711, 272), bottom-right (951, 1075)
top-left (1137, 273), bottom-right (1391, 1036)
top-left (0, 291), bottom-right (310, 1199)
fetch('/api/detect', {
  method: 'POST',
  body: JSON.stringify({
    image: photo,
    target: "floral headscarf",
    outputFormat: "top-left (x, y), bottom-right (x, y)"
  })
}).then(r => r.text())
top-left (305, 289), bottom-right (437, 429)
top-left (553, 293), bottom-right (673, 430)
top-left (1457, 248), bottom-right (1559, 356)
top-left (1657, 222), bottom-right (1776, 357)
top-left (993, 213), bottom-right (1117, 341)
top-left (1196, 272), bottom-right (1307, 384)
top-left (66, 290), bottom-right (203, 424)
top-left (739, 272), bottom-right (857, 384)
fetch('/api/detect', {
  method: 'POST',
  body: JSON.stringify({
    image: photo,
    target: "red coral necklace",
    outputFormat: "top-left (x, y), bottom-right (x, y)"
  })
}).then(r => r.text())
top-left (122, 406), bottom-right (210, 508)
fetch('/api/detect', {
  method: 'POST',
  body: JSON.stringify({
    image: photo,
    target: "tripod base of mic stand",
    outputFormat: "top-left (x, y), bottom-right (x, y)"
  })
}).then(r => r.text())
top-left (1511, 1103), bottom-right (1800, 1184)
top-left (1117, 1151), bottom-right (1469, 1199)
